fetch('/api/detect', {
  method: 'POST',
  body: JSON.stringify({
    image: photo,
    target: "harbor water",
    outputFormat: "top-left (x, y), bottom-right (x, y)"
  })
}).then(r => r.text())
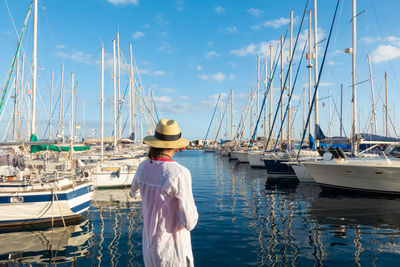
top-left (2, 150), bottom-right (400, 266)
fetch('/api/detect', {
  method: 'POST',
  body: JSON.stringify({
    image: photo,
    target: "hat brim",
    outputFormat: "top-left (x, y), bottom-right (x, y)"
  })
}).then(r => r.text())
top-left (143, 135), bottom-right (189, 149)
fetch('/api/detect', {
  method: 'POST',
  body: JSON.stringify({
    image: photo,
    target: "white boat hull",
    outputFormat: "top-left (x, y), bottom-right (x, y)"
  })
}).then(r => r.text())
top-left (235, 151), bottom-right (249, 163)
top-left (291, 164), bottom-right (315, 183)
top-left (248, 153), bottom-right (265, 168)
top-left (0, 182), bottom-right (93, 229)
top-left (303, 159), bottom-right (400, 193)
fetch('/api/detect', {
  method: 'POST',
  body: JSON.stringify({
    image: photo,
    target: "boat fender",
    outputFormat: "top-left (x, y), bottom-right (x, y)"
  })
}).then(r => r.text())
top-left (116, 169), bottom-right (121, 178)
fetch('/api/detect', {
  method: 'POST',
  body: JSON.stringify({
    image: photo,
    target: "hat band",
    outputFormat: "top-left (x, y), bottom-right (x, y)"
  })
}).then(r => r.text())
top-left (155, 131), bottom-right (181, 141)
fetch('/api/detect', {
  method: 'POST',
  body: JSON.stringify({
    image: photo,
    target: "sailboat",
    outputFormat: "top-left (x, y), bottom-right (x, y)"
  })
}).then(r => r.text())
top-left (302, 0), bottom-right (400, 194)
top-left (0, 0), bottom-right (93, 229)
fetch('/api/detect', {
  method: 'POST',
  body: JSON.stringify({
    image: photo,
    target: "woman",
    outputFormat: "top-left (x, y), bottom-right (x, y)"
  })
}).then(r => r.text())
top-left (130, 119), bottom-right (198, 267)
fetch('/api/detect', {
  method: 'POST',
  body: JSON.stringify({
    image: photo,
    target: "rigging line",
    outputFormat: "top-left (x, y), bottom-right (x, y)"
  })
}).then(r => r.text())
top-left (152, 94), bottom-right (161, 121)
top-left (387, 112), bottom-right (399, 138)
top-left (0, 3), bottom-right (32, 116)
top-left (111, 80), bottom-right (130, 136)
top-left (120, 46), bottom-right (155, 128)
top-left (297, 0), bottom-right (341, 161)
top-left (249, 38), bottom-right (284, 149)
top-left (3, 0), bottom-right (30, 56)
top-left (273, 41), bottom-right (307, 152)
top-left (289, 92), bottom-right (303, 137)
top-left (128, 51), bottom-right (157, 125)
top-left (264, 0), bottom-right (310, 152)
top-left (370, 0), bottom-right (400, 97)
top-left (331, 0), bottom-right (344, 48)
top-left (203, 94), bottom-right (221, 145)
top-left (38, 0), bottom-right (59, 52)
top-left (0, 87), bottom-right (14, 140)
top-left (331, 96), bottom-right (347, 137)
top-left (42, 93), bottom-right (60, 138)
top-left (214, 93), bottom-right (231, 141)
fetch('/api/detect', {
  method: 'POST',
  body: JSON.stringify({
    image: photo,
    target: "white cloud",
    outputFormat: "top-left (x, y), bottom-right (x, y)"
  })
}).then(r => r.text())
top-left (198, 72), bottom-right (226, 82)
top-left (205, 51), bottom-right (220, 59)
top-left (160, 87), bottom-right (177, 93)
top-left (56, 51), bottom-right (68, 58)
top-left (327, 60), bottom-right (341, 66)
top-left (161, 31), bottom-right (168, 37)
top-left (57, 51), bottom-right (94, 65)
top-left (361, 37), bottom-right (382, 44)
top-left (207, 41), bottom-right (214, 46)
top-left (153, 70), bottom-right (166, 76)
top-left (154, 14), bottom-right (170, 28)
top-left (319, 82), bottom-right (334, 87)
top-left (215, 6), bottom-right (226, 13)
top-left (229, 73), bottom-right (236, 80)
top-left (386, 36), bottom-right (400, 47)
top-left (201, 93), bottom-right (228, 107)
top-left (251, 16), bottom-right (298, 30)
top-left (196, 65), bottom-right (202, 71)
top-left (367, 35), bottom-right (400, 63)
top-left (159, 42), bottom-right (172, 52)
top-left (230, 28), bottom-right (324, 59)
top-left (56, 45), bottom-right (66, 49)
top-left (247, 7), bottom-right (263, 17)
top-left (226, 25), bottom-right (237, 33)
top-left (133, 31), bottom-right (145, 39)
top-left (175, 0), bottom-right (184, 11)
top-left (230, 43), bottom-right (258, 57)
top-left (331, 49), bottom-right (343, 55)
top-left (161, 103), bottom-right (195, 114)
top-left (156, 96), bottom-right (172, 103)
top-left (371, 44), bottom-right (400, 63)
top-left (107, 0), bottom-right (139, 6)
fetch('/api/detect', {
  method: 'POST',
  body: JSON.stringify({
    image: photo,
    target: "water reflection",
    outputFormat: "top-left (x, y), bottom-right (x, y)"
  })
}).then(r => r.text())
top-left (0, 219), bottom-right (94, 265)
top-left (91, 188), bottom-right (143, 267)
top-left (12, 151), bottom-right (399, 266)
top-left (308, 190), bottom-right (400, 265)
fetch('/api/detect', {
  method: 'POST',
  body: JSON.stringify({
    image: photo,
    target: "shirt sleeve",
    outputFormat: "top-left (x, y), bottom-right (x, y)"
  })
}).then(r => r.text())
top-left (129, 172), bottom-right (140, 198)
top-left (175, 169), bottom-right (198, 231)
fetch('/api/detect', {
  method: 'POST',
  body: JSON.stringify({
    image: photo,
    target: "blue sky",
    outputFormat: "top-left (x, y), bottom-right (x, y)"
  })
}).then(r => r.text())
top-left (1, 0), bottom-right (400, 141)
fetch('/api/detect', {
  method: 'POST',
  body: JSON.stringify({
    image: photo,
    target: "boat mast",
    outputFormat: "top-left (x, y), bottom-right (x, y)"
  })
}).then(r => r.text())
top-left (340, 83), bottom-right (343, 137)
top-left (256, 55), bottom-right (260, 128)
top-left (269, 44), bottom-right (273, 140)
top-left (287, 10), bottom-right (293, 148)
top-left (130, 43), bottom-right (136, 142)
top-left (71, 72), bottom-right (75, 141)
top-left (18, 55), bottom-right (25, 140)
top-left (367, 54), bottom-right (377, 134)
top-left (231, 88), bottom-right (234, 140)
top-left (82, 99), bottom-right (85, 140)
top-left (351, 0), bottom-right (358, 156)
top-left (74, 81), bottom-right (78, 137)
top-left (117, 32), bottom-right (121, 139)
top-left (49, 71), bottom-right (53, 139)
top-left (313, 0), bottom-right (319, 148)
top-left (264, 54), bottom-right (268, 139)
top-left (307, 10), bottom-right (313, 140)
top-left (113, 39), bottom-right (117, 150)
top-left (329, 88), bottom-right (332, 138)
top-left (385, 72), bottom-right (388, 137)
top-left (280, 35), bottom-right (284, 146)
top-left (101, 44), bottom-right (104, 162)
top-left (13, 53), bottom-right (19, 140)
top-left (31, 0), bottom-right (38, 136)
top-left (59, 64), bottom-right (64, 140)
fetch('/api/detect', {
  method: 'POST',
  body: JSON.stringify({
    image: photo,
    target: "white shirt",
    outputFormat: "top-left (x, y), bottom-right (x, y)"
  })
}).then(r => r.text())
top-left (130, 158), bottom-right (198, 267)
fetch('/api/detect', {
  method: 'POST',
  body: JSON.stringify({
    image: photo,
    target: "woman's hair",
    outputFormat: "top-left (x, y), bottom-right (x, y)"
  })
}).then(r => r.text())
top-left (147, 147), bottom-right (165, 159)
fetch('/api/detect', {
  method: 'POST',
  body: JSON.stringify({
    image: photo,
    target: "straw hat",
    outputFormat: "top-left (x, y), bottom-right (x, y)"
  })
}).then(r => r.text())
top-left (144, 119), bottom-right (189, 149)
